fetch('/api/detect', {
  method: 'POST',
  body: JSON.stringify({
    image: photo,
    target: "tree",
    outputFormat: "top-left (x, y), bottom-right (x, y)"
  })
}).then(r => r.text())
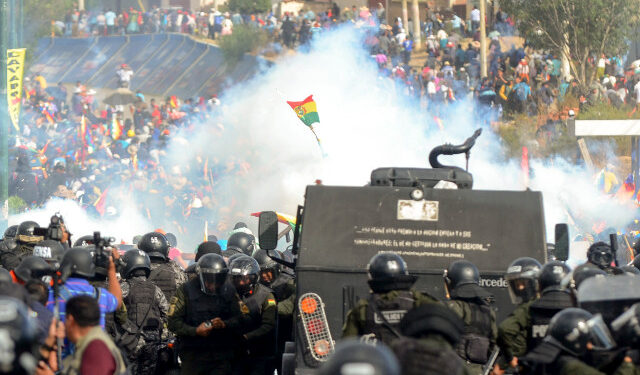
top-left (500, 0), bottom-right (640, 88)
top-left (227, 0), bottom-right (271, 15)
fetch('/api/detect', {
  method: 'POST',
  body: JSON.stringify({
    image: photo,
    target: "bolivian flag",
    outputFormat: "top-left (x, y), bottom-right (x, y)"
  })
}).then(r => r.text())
top-left (287, 95), bottom-right (319, 127)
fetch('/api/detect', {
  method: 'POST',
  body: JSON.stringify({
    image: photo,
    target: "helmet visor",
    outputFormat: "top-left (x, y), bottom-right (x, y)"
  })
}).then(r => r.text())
top-left (199, 269), bottom-right (227, 295)
top-left (506, 277), bottom-right (538, 305)
top-left (232, 274), bottom-right (253, 295)
top-left (587, 314), bottom-right (616, 350)
top-left (590, 251), bottom-right (613, 268)
top-left (611, 303), bottom-right (640, 345)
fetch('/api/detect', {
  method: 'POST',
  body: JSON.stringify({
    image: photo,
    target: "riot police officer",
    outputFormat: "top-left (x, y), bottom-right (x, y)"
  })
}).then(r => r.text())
top-left (32, 239), bottom-right (66, 269)
top-left (574, 241), bottom-right (623, 275)
top-left (342, 252), bottom-right (440, 345)
top-left (443, 260), bottom-right (497, 374)
top-left (497, 257), bottom-right (542, 370)
top-left (138, 232), bottom-right (186, 302)
top-left (498, 260), bottom-right (574, 372)
top-left (120, 249), bottom-right (170, 375)
top-left (253, 249), bottom-right (295, 371)
top-left (227, 232), bottom-right (256, 256)
top-left (168, 253), bottom-right (247, 375)
top-left (522, 308), bottom-right (634, 375)
top-left (391, 303), bottom-right (470, 375)
top-left (1, 221), bottom-right (43, 270)
top-left (230, 256), bottom-right (277, 375)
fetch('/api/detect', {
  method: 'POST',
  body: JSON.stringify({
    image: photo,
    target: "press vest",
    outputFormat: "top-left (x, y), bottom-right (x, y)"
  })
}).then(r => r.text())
top-left (62, 326), bottom-right (128, 375)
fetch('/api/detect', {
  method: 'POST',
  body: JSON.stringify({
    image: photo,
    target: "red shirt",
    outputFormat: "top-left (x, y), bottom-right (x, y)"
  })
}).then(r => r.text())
top-left (81, 340), bottom-right (116, 375)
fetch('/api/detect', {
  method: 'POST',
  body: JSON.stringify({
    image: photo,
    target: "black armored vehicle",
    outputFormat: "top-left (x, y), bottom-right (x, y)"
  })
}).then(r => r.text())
top-left (258, 129), bottom-right (568, 374)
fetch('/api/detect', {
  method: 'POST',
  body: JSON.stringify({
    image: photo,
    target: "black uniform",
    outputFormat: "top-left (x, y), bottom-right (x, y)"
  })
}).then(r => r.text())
top-left (236, 284), bottom-right (277, 375)
top-left (168, 278), bottom-right (246, 375)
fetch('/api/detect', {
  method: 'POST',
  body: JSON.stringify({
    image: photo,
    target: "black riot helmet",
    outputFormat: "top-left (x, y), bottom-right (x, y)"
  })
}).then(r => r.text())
top-left (444, 260), bottom-right (480, 289)
top-left (230, 256), bottom-right (260, 296)
top-left (227, 252), bottom-right (248, 265)
top-left (539, 261), bottom-right (571, 292)
top-left (611, 302), bottom-right (640, 347)
top-left (60, 247), bottom-right (96, 279)
top-left (122, 249), bottom-right (151, 279)
top-left (253, 249), bottom-right (281, 287)
top-left (138, 232), bottom-right (170, 260)
top-left (0, 297), bottom-right (40, 374)
top-left (165, 233), bottom-right (178, 248)
top-left (367, 252), bottom-right (417, 293)
top-left (317, 339), bottom-right (401, 375)
top-left (14, 256), bottom-right (53, 283)
top-left (3, 225), bottom-right (18, 240)
top-left (587, 242), bottom-right (614, 269)
top-left (16, 221), bottom-right (42, 244)
top-left (33, 239), bottom-right (66, 268)
top-left (227, 232), bottom-right (256, 256)
top-left (17, 221), bottom-right (38, 237)
top-left (73, 235), bottom-right (94, 247)
top-left (196, 253), bottom-right (228, 295)
top-left (546, 308), bottom-right (615, 357)
top-left (567, 265), bottom-right (607, 292)
top-left (505, 257), bottom-right (542, 304)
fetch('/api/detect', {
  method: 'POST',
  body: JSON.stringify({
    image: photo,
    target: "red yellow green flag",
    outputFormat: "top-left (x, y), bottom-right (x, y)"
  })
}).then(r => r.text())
top-left (286, 95), bottom-right (319, 126)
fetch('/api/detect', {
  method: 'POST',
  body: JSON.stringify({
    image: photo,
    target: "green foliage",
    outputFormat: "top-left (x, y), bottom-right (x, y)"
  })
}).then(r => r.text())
top-left (500, 0), bottom-right (639, 88)
top-left (227, 0), bottom-right (271, 15)
top-left (577, 102), bottom-right (640, 120)
top-left (24, 0), bottom-right (74, 42)
top-left (219, 25), bottom-right (268, 64)
top-left (8, 196), bottom-right (27, 215)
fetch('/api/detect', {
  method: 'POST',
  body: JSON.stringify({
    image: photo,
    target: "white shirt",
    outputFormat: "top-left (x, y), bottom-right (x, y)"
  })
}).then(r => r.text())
top-left (471, 8), bottom-right (480, 22)
top-left (117, 69), bottom-right (133, 82)
top-left (634, 81), bottom-right (640, 103)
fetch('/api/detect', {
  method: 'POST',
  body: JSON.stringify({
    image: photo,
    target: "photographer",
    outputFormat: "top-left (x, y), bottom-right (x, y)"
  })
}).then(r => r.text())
top-left (46, 247), bottom-right (122, 358)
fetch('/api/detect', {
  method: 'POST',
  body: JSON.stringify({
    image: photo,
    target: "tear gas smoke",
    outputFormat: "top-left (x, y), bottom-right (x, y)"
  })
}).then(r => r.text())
top-left (14, 25), bottom-right (635, 253)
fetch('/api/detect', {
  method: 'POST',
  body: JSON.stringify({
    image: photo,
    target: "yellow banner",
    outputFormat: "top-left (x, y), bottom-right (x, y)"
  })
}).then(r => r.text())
top-left (7, 48), bottom-right (26, 131)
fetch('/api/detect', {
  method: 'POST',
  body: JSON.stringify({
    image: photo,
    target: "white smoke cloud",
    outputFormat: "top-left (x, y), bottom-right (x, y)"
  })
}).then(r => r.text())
top-left (14, 25), bottom-right (635, 253)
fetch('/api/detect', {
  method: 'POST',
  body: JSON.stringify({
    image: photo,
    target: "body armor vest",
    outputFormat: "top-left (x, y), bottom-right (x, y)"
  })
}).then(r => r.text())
top-left (125, 278), bottom-right (163, 335)
top-left (149, 262), bottom-right (177, 301)
top-left (364, 290), bottom-right (415, 345)
top-left (528, 290), bottom-right (575, 351)
top-left (181, 279), bottom-right (237, 352)
top-left (241, 284), bottom-right (276, 355)
top-left (456, 300), bottom-right (492, 364)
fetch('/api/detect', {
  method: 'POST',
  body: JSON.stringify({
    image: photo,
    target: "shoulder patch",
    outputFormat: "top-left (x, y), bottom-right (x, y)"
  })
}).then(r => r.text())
top-left (267, 298), bottom-right (276, 306)
top-left (240, 302), bottom-right (250, 314)
top-left (168, 304), bottom-right (176, 316)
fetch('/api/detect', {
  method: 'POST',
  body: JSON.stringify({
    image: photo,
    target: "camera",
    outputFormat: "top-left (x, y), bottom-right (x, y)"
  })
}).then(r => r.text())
top-left (33, 212), bottom-right (67, 242)
top-left (93, 231), bottom-right (115, 277)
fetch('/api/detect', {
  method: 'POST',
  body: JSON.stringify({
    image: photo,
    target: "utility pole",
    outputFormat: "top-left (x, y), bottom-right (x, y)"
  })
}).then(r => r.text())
top-left (0, 0), bottom-right (9, 230)
top-left (479, 0), bottom-right (487, 77)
